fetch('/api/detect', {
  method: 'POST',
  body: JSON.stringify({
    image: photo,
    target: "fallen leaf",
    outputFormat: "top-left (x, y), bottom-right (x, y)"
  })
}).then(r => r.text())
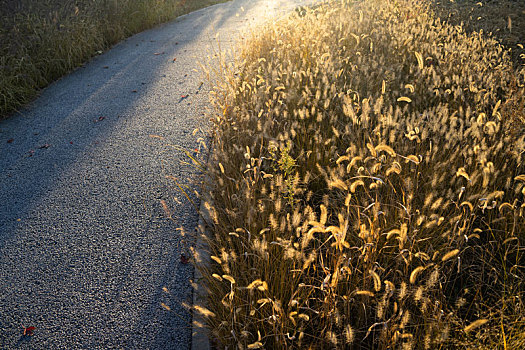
top-left (149, 134), bottom-right (164, 140)
top-left (172, 58), bottom-right (177, 62)
top-left (69, 141), bottom-right (74, 145)
top-left (131, 90), bottom-right (137, 93)
top-left (94, 116), bottom-right (106, 123)
top-left (161, 302), bottom-right (171, 311)
top-left (38, 144), bottom-right (51, 149)
top-left (180, 254), bottom-right (190, 264)
top-left (7, 138), bottom-right (14, 143)
top-left (22, 326), bottom-right (35, 336)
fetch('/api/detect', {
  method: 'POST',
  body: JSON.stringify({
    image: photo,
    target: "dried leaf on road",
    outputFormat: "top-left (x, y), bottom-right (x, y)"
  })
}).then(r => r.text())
top-left (22, 326), bottom-right (35, 336)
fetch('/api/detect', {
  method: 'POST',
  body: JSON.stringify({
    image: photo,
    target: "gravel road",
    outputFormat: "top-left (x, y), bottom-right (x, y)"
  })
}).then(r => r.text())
top-left (0, 0), bottom-right (317, 348)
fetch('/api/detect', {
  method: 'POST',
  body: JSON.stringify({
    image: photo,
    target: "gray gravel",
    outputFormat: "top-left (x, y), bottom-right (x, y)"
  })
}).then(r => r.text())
top-left (0, 0), bottom-right (317, 348)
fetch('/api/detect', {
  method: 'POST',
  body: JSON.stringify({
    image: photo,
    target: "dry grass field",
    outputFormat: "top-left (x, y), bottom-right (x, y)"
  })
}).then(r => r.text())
top-left (196, 0), bottom-right (525, 348)
top-left (431, 0), bottom-right (525, 68)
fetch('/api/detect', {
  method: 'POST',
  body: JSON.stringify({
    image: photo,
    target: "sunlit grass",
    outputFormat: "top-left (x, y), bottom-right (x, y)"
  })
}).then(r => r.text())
top-left (198, 0), bottom-right (525, 348)
top-left (430, 0), bottom-right (525, 69)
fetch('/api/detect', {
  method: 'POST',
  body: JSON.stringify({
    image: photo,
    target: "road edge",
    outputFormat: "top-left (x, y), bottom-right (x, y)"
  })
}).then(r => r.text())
top-left (191, 148), bottom-right (214, 350)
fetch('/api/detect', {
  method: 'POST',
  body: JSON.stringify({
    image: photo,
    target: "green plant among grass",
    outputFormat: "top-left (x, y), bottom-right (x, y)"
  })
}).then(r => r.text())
top-left (0, 0), bottom-right (227, 119)
top-left (198, 0), bottom-right (525, 348)
top-left (268, 141), bottom-right (298, 208)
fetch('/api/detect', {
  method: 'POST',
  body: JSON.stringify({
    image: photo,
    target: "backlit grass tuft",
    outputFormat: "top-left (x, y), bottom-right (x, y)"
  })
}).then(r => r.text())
top-left (199, 0), bottom-right (525, 348)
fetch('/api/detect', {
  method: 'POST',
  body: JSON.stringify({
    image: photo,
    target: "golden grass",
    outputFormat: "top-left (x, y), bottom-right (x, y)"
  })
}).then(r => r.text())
top-left (199, 0), bottom-right (525, 348)
top-left (430, 0), bottom-right (525, 134)
top-left (431, 0), bottom-right (525, 68)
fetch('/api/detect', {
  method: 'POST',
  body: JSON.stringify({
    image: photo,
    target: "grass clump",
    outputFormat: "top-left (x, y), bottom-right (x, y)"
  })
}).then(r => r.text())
top-left (0, 0), bottom-right (226, 119)
top-left (199, 0), bottom-right (525, 348)
top-left (430, 0), bottom-right (525, 68)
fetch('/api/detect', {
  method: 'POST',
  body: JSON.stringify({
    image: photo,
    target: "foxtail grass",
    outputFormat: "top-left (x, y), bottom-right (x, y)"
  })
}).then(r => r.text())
top-left (199, 0), bottom-right (525, 348)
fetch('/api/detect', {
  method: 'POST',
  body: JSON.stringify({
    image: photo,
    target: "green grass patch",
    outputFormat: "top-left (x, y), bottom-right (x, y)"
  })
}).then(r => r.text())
top-left (199, 0), bottom-right (525, 348)
top-left (0, 0), bottom-right (227, 119)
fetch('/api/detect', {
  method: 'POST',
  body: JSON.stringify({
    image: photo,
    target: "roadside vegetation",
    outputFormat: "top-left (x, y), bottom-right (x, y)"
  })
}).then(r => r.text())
top-left (430, 0), bottom-right (525, 68)
top-left (198, 0), bottom-right (525, 348)
top-left (0, 0), bottom-right (226, 119)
